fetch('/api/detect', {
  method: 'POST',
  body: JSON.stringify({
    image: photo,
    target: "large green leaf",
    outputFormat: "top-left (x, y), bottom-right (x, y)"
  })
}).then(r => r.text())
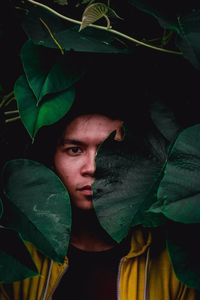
top-left (0, 197), bottom-right (3, 219)
top-left (20, 40), bottom-right (84, 103)
top-left (166, 222), bottom-right (200, 291)
top-left (150, 101), bottom-right (180, 142)
top-left (93, 128), bottom-right (166, 243)
top-left (176, 10), bottom-right (200, 70)
top-left (14, 74), bottom-right (75, 139)
top-left (1, 159), bottom-right (72, 263)
top-left (21, 6), bottom-right (130, 53)
top-left (0, 227), bottom-right (38, 283)
top-left (149, 124), bottom-right (200, 223)
top-left (42, 25), bottom-right (130, 53)
top-left (128, 1), bottom-right (200, 70)
top-left (128, 0), bottom-right (180, 32)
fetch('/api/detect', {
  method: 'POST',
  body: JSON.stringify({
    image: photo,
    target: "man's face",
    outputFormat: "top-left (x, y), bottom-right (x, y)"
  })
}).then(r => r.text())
top-left (54, 114), bottom-right (123, 210)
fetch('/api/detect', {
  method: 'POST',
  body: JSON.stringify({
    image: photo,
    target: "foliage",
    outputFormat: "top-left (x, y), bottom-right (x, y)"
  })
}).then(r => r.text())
top-left (93, 121), bottom-right (200, 289)
top-left (0, 0), bottom-right (200, 290)
top-left (148, 124), bottom-right (200, 223)
top-left (0, 159), bottom-right (71, 281)
top-left (93, 129), bottom-right (166, 242)
top-left (14, 39), bottom-right (83, 139)
top-left (0, 227), bottom-right (38, 283)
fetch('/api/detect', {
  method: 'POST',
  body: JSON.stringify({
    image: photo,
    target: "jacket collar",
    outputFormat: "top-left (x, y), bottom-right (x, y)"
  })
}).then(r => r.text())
top-left (126, 226), bottom-right (152, 259)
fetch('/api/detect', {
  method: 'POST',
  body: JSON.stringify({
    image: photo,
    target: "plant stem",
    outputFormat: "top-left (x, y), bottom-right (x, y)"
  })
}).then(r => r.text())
top-left (5, 116), bottom-right (21, 123)
top-left (26, 0), bottom-right (182, 55)
top-left (0, 91), bottom-right (14, 108)
top-left (4, 97), bottom-right (16, 107)
top-left (40, 18), bottom-right (64, 54)
top-left (4, 110), bottom-right (19, 115)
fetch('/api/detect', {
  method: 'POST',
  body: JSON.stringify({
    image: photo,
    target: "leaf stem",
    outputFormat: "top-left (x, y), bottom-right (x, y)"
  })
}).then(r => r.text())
top-left (4, 110), bottom-right (19, 115)
top-left (26, 0), bottom-right (182, 55)
top-left (0, 91), bottom-right (14, 108)
top-left (5, 116), bottom-right (21, 123)
top-left (40, 18), bottom-right (64, 54)
top-left (4, 97), bottom-right (16, 107)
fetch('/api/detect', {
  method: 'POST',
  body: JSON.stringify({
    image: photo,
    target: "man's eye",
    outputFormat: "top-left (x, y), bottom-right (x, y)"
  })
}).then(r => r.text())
top-left (66, 147), bottom-right (82, 155)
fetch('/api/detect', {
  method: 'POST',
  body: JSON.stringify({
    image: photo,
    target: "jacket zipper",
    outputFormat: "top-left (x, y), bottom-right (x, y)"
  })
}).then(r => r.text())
top-left (41, 257), bottom-right (69, 300)
top-left (144, 247), bottom-right (150, 300)
top-left (40, 247), bottom-right (150, 300)
top-left (117, 257), bottom-right (126, 300)
top-left (40, 260), bottom-right (53, 300)
top-left (116, 247), bottom-right (150, 300)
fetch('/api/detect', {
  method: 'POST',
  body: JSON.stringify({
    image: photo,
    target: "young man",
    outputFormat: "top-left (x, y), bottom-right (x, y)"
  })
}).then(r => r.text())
top-left (0, 104), bottom-right (198, 299)
top-left (52, 112), bottom-right (197, 300)
top-left (0, 52), bottom-right (199, 298)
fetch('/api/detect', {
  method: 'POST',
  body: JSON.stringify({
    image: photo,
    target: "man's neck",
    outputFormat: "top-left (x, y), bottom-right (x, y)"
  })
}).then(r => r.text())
top-left (70, 207), bottom-right (116, 252)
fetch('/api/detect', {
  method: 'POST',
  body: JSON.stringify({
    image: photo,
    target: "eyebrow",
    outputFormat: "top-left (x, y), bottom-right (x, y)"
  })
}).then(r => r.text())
top-left (60, 138), bottom-right (102, 148)
top-left (60, 138), bottom-right (86, 146)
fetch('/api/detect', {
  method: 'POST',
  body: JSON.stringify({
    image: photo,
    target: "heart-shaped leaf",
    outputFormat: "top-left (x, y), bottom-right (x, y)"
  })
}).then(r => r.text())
top-left (149, 124), bottom-right (200, 223)
top-left (2, 159), bottom-right (72, 263)
top-left (128, 1), bottom-right (200, 69)
top-left (20, 40), bottom-right (83, 104)
top-left (93, 128), bottom-right (166, 243)
top-left (0, 227), bottom-right (38, 283)
top-left (150, 101), bottom-right (180, 142)
top-left (0, 197), bottom-right (3, 219)
top-left (21, 6), bottom-right (129, 54)
top-left (14, 74), bottom-right (75, 139)
top-left (176, 11), bottom-right (200, 70)
top-left (128, 0), bottom-right (180, 32)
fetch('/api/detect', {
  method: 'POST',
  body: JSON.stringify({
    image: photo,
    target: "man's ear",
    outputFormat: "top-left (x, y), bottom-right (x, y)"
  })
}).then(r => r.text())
top-left (114, 123), bottom-right (124, 141)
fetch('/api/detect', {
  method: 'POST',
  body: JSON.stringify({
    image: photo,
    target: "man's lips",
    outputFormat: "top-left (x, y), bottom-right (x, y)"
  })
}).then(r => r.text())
top-left (77, 185), bottom-right (93, 196)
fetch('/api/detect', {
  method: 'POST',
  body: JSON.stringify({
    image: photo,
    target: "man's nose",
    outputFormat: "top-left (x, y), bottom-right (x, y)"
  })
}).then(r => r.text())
top-left (81, 152), bottom-right (96, 176)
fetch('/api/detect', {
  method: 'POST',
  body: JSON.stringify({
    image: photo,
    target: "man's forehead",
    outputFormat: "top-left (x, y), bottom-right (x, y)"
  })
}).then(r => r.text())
top-left (64, 114), bottom-right (123, 133)
top-left (60, 117), bottom-right (124, 145)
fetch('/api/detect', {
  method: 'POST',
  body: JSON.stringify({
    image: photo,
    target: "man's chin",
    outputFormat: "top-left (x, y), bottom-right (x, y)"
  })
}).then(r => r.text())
top-left (71, 196), bottom-right (94, 210)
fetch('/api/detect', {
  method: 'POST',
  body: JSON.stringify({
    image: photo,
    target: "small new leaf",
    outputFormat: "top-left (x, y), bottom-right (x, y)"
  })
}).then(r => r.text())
top-left (79, 2), bottom-right (121, 31)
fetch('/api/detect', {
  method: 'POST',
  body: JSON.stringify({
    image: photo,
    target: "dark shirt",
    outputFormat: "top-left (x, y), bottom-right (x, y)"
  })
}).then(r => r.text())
top-left (53, 240), bottom-right (129, 300)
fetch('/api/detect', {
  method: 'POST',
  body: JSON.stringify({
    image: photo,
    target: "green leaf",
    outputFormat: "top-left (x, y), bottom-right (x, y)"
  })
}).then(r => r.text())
top-left (128, 1), bottom-right (200, 69)
top-left (128, 0), bottom-right (180, 32)
top-left (21, 6), bottom-right (130, 54)
top-left (44, 25), bottom-right (129, 53)
top-left (14, 74), bottom-right (75, 139)
top-left (0, 197), bottom-right (3, 219)
top-left (93, 128), bottom-right (166, 243)
top-left (0, 227), bottom-right (38, 283)
top-left (20, 40), bottom-right (82, 104)
top-left (166, 223), bottom-right (200, 291)
top-left (176, 11), bottom-right (200, 70)
top-left (2, 159), bottom-right (72, 263)
top-left (150, 101), bottom-right (180, 142)
top-left (149, 124), bottom-right (200, 223)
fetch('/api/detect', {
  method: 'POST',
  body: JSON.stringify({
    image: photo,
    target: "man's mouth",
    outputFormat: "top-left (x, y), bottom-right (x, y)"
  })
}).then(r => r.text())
top-left (77, 185), bottom-right (93, 196)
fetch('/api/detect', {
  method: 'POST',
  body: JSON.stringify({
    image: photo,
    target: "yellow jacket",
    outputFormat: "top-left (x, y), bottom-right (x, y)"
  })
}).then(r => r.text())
top-left (0, 227), bottom-right (197, 300)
